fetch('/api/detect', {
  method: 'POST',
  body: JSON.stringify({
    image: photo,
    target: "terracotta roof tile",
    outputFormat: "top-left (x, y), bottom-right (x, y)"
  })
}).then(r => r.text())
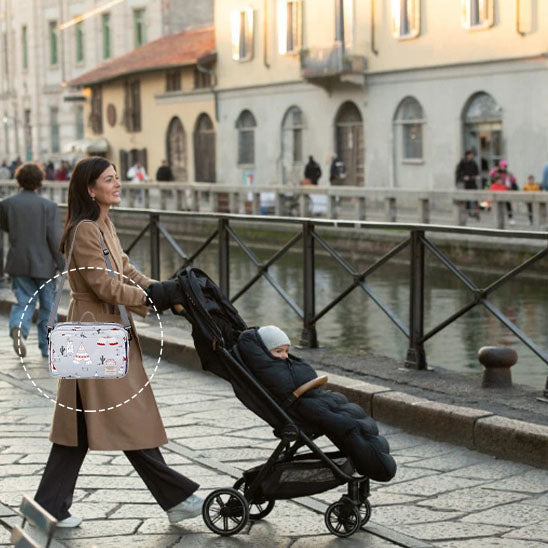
top-left (68, 27), bottom-right (215, 87)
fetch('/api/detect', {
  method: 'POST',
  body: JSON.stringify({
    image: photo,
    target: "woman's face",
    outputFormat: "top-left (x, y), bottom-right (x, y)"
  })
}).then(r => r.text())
top-left (89, 165), bottom-right (121, 207)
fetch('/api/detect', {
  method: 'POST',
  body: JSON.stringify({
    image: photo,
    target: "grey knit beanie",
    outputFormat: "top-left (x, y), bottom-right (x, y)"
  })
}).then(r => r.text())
top-left (257, 326), bottom-right (291, 351)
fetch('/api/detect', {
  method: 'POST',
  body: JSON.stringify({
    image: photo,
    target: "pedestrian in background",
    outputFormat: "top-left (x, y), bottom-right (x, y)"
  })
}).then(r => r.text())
top-left (304, 155), bottom-right (322, 185)
top-left (489, 160), bottom-right (518, 224)
top-left (523, 175), bottom-right (540, 225)
top-left (156, 159), bottom-right (174, 182)
top-left (329, 155), bottom-right (346, 185)
top-left (0, 162), bottom-right (64, 358)
top-left (455, 149), bottom-right (480, 217)
top-left (55, 160), bottom-right (70, 181)
top-left (127, 161), bottom-right (148, 204)
top-left (0, 160), bottom-right (10, 180)
top-left (33, 156), bottom-right (202, 528)
top-left (9, 157), bottom-right (21, 178)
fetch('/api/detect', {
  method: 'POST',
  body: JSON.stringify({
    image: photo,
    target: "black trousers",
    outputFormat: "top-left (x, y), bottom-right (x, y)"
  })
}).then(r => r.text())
top-left (34, 390), bottom-right (199, 520)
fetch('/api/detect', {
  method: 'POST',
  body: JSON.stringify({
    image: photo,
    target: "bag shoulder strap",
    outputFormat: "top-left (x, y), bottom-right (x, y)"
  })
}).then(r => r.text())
top-left (47, 220), bottom-right (131, 329)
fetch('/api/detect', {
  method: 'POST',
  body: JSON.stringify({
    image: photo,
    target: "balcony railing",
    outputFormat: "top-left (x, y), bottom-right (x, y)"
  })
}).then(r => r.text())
top-left (300, 44), bottom-right (367, 81)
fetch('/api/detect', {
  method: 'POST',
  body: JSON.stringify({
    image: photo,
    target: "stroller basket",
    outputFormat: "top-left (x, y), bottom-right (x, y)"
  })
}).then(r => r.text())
top-left (244, 452), bottom-right (355, 500)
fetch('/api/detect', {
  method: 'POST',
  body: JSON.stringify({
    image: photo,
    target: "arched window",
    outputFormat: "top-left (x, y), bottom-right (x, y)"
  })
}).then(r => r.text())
top-left (236, 110), bottom-right (256, 165)
top-left (282, 106), bottom-right (304, 164)
top-left (394, 96), bottom-right (425, 160)
top-left (194, 113), bottom-right (216, 182)
top-left (335, 101), bottom-right (364, 186)
top-left (166, 117), bottom-right (187, 181)
top-left (462, 92), bottom-right (502, 184)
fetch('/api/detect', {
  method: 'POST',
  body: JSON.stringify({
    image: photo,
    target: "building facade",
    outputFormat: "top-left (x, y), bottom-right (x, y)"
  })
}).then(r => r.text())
top-left (69, 28), bottom-right (216, 182)
top-left (0, 0), bottom-right (213, 164)
top-left (215, 0), bottom-right (548, 189)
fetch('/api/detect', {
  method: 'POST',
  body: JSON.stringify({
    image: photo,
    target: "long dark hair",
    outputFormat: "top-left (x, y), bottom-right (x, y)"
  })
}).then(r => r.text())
top-left (59, 156), bottom-right (114, 252)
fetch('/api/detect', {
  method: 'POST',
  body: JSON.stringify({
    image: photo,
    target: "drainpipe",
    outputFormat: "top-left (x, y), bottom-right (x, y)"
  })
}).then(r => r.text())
top-left (516, 0), bottom-right (526, 36)
top-left (371, 0), bottom-right (379, 55)
top-left (263, 0), bottom-right (270, 68)
top-left (196, 58), bottom-right (219, 123)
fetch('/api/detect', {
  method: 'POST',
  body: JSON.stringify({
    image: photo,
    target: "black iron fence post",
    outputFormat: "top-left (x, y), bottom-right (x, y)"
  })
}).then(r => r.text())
top-left (150, 213), bottom-right (160, 281)
top-left (300, 221), bottom-right (318, 348)
top-left (218, 218), bottom-right (230, 298)
top-left (405, 230), bottom-right (427, 369)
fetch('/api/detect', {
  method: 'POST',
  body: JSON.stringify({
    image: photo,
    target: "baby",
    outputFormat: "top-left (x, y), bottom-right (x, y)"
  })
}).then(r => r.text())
top-left (257, 325), bottom-right (290, 360)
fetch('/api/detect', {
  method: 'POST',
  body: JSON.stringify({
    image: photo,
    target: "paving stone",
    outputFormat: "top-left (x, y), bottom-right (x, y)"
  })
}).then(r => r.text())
top-left (407, 451), bottom-right (485, 472)
top-left (0, 454), bottom-right (24, 465)
top-left (523, 492), bottom-right (548, 507)
top-left (72, 476), bottom-right (148, 490)
top-left (503, 519), bottom-right (548, 542)
top-left (392, 441), bottom-right (457, 459)
top-left (69, 534), bottom-right (182, 547)
top-left (485, 469), bottom-right (548, 494)
top-left (53, 519), bottom-right (142, 540)
top-left (447, 460), bottom-right (534, 480)
top-left (174, 435), bottom-right (257, 451)
top-left (417, 486), bottom-right (529, 512)
top-left (371, 504), bottom-right (464, 526)
top-left (198, 448), bottom-right (273, 461)
top-left (78, 464), bottom-right (134, 476)
top-left (397, 521), bottom-right (510, 541)
top-left (292, 535), bottom-right (396, 547)
top-left (109, 503), bottom-right (167, 519)
top-left (438, 539), bottom-right (544, 547)
top-left (386, 465), bottom-right (438, 485)
top-left (462, 501), bottom-right (548, 527)
top-left (369, 491), bottom-right (426, 506)
top-left (0, 464), bottom-right (43, 476)
top-left (170, 532), bottom-right (291, 547)
top-left (83, 490), bottom-right (157, 504)
top-left (136, 517), bottom-right (204, 535)
top-left (166, 425), bottom-right (227, 438)
top-left (380, 474), bottom-right (484, 497)
top-left (68, 502), bottom-right (119, 520)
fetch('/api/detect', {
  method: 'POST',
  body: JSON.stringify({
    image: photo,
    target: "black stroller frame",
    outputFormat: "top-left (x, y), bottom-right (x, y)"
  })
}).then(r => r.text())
top-left (177, 267), bottom-right (372, 538)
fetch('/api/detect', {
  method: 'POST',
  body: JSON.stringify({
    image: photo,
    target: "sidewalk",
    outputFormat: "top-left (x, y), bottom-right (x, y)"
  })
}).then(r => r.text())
top-left (0, 314), bottom-right (547, 547)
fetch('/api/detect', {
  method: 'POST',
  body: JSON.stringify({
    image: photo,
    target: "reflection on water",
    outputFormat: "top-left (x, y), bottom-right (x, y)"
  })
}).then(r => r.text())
top-left (121, 233), bottom-right (548, 390)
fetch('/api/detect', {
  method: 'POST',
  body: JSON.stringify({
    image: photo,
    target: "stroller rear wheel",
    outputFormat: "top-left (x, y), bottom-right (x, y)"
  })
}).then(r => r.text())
top-left (202, 488), bottom-right (249, 536)
top-left (233, 477), bottom-right (275, 520)
top-left (324, 500), bottom-right (361, 537)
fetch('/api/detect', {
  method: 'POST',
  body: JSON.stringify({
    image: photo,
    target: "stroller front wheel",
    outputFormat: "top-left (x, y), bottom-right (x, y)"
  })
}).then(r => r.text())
top-left (324, 500), bottom-right (361, 538)
top-left (359, 499), bottom-right (372, 528)
top-left (202, 488), bottom-right (250, 536)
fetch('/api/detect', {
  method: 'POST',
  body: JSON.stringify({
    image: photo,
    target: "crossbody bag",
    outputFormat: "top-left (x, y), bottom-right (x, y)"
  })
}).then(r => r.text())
top-left (47, 220), bottom-right (132, 379)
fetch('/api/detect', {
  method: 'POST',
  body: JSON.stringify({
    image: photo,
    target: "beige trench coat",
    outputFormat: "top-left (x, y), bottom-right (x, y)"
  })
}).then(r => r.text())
top-left (50, 217), bottom-right (168, 450)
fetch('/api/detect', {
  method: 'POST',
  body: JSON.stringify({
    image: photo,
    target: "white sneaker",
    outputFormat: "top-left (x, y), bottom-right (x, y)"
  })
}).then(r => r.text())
top-left (167, 495), bottom-right (203, 524)
top-left (57, 515), bottom-right (82, 528)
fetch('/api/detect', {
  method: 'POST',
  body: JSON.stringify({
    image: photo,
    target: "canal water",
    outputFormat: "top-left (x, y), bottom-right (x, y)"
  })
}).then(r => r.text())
top-left (120, 233), bottom-right (548, 390)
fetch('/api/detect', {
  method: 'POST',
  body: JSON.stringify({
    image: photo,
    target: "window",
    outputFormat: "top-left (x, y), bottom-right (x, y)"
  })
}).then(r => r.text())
top-left (278, 0), bottom-right (302, 54)
top-left (230, 8), bottom-right (254, 61)
top-left (50, 107), bottom-right (59, 153)
top-left (236, 110), bottom-right (256, 165)
top-left (49, 21), bottom-right (58, 65)
top-left (394, 96), bottom-right (424, 161)
top-left (75, 22), bottom-right (84, 63)
top-left (90, 86), bottom-right (103, 134)
top-left (102, 13), bottom-right (111, 59)
top-left (391, 0), bottom-right (420, 39)
top-left (193, 67), bottom-right (211, 89)
top-left (282, 107), bottom-right (304, 164)
top-left (335, 0), bottom-right (354, 49)
top-left (75, 106), bottom-right (84, 139)
top-left (461, 0), bottom-right (494, 29)
top-left (133, 9), bottom-right (146, 47)
top-left (124, 79), bottom-right (141, 132)
top-left (22, 26), bottom-right (28, 70)
top-left (165, 70), bottom-right (181, 92)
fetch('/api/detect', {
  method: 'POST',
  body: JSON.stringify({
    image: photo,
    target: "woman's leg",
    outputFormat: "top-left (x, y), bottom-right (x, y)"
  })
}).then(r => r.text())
top-left (34, 391), bottom-right (88, 520)
top-left (124, 448), bottom-right (199, 511)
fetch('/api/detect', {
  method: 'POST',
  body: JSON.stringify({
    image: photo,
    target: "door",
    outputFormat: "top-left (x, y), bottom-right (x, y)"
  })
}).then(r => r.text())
top-left (194, 113), bottom-right (216, 182)
top-left (335, 101), bottom-right (364, 186)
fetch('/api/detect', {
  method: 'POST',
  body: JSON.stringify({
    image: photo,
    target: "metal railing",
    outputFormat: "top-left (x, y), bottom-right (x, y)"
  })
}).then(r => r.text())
top-left (104, 207), bottom-right (548, 399)
top-left (2, 180), bottom-right (548, 230)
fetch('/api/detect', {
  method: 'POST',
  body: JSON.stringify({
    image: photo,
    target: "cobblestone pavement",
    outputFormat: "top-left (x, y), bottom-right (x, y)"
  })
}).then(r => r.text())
top-left (0, 315), bottom-right (546, 548)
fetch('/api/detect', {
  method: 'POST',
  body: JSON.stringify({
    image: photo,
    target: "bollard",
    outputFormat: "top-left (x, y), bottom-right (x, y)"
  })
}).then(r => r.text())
top-left (478, 346), bottom-right (517, 388)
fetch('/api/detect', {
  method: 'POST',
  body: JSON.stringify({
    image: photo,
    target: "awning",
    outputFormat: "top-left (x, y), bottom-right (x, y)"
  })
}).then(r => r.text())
top-left (62, 138), bottom-right (109, 155)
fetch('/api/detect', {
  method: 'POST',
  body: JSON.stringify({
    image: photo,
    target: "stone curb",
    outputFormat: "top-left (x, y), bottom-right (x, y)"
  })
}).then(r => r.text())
top-left (1, 297), bottom-right (546, 468)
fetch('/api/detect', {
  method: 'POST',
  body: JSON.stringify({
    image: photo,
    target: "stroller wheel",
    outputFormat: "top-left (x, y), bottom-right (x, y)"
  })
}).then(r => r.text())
top-left (324, 500), bottom-right (361, 538)
top-left (202, 488), bottom-right (249, 536)
top-left (233, 477), bottom-right (275, 520)
top-left (359, 499), bottom-right (372, 528)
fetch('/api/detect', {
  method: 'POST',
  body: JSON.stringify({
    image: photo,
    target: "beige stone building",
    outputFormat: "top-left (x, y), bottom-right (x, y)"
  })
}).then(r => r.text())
top-left (0, 0), bottom-right (213, 164)
top-left (68, 28), bottom-right (216, 182)
top-left (215, 0), bottom-right (548, 189)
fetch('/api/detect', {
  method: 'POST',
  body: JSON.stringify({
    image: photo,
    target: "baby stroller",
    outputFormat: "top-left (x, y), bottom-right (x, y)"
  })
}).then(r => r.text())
top-left (176, 267), bottom-right (373, 538)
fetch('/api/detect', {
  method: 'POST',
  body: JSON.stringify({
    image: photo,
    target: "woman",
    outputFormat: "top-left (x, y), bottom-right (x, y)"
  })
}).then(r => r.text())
top-left (34, 157), bottom-right (202, 528)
